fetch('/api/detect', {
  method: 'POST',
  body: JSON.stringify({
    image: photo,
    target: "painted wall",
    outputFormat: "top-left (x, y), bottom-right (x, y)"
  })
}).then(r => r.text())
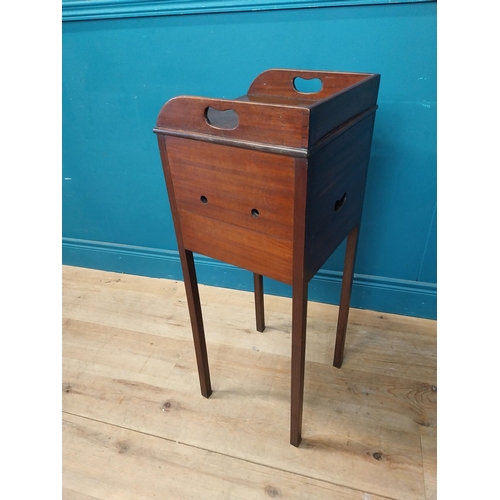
top-left (62, 1), bottom-right (437, 318)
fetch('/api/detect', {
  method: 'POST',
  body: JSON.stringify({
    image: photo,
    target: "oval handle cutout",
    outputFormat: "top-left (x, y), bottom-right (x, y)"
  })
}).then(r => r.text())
top-left (205, 107), bottom-right (239, 130)
top-left (334, 193), bottom-right (347, 212)
top-left (293, 77), bottom-right (323, 94)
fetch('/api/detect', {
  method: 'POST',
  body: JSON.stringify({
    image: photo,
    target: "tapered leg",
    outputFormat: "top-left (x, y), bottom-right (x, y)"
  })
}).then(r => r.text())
top-left (333, 225), bottom-right (360, 369)
top-left (179, 249), bottom-right (212, 397)
top-left (290, 277), bottom-right (308, 447)
top-left (253, 273), bottom-right (265, 332)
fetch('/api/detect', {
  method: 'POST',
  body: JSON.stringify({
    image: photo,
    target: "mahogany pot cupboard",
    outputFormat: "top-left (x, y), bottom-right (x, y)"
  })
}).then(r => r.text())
top-left (154, 69), bottom-right (380, 446)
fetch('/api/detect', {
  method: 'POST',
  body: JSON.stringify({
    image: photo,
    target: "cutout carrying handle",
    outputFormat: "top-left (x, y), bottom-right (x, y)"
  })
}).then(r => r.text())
top-left (205, 107), bottom-right (239, 130)
top-left (155, 95), bottom-right (311, 149)
top-left (293, 76), bottom-right (323, 94)
top-left (247, 69), bottom-right (371, 101)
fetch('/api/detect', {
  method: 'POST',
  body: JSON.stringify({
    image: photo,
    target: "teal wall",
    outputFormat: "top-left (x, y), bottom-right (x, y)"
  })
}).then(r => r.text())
top-left (62, 1), bottom-right (437, 318)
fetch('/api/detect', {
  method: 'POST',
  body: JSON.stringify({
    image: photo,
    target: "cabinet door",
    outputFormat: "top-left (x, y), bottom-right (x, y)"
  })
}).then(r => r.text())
top-left (166, 137), bottom-right (296, 284)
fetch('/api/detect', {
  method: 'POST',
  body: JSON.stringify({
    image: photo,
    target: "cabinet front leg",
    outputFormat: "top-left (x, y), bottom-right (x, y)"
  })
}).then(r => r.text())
top-left (290, 278), bottom-right (308, 447)
top-left (180, 249), bottom-right (212, 398)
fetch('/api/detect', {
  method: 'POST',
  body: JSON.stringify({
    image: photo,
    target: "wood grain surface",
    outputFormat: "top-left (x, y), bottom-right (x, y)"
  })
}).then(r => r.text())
top-left (62, 266), bottom-right (436, 499)
top-left (154, 69), bottom-right (380, 444)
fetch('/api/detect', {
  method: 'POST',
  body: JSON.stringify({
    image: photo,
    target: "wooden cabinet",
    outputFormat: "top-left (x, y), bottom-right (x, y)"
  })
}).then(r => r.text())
top-left (154, 68), bottom-right (380, 446)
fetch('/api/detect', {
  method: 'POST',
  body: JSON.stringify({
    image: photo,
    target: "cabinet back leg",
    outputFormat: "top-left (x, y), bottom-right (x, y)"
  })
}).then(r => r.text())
top-left (253, 273), bottom-right (265, 332)
top-left (333, 225), bottom-right (360, 369)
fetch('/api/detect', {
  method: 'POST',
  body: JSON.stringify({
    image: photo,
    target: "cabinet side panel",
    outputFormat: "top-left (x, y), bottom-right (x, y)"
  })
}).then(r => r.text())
top-left (305, 113), bottom-right (376, 280)
top-left (308, 76), bottom-right (379, 147)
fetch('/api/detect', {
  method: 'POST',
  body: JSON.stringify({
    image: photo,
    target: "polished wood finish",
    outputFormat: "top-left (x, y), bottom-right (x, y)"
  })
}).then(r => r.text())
top-left (180, 249), bottom-right (212, 397)
top-left (305, 114), bottom-right (375, 281)
top-left (253, 273), bottom-right (265, 333)
top-left (248, 68), bottom-right (370, 101)
top-left (334, 225), bottom-right (360, 368)
top-left (165, 136), bottom-right (295, 283)
top-left (154, 68), bottom-right (380, 446)
top-left (290, 158), bottom-right (309, 446)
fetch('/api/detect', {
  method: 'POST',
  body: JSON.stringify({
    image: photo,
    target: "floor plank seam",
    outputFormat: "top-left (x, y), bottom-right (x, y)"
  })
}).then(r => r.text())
top-left (419, 435), bottom-right (429, 500)
top-left (62, 410), bottom-right (398, 500)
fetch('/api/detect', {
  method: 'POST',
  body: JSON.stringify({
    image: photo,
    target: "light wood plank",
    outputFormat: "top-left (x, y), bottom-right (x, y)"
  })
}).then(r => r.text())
top-left (62, 265), bottom-right (436, 499)
top-left (62, 266), bottom-right (436, 381)
top-left (63, 413), bottom-right (390, 500)
top-left (420, 434), bottom-right (437, 500)
top-left (62, 488), bottom-right (101, 500)
top-left (62, 339), bottom-right (428, 498)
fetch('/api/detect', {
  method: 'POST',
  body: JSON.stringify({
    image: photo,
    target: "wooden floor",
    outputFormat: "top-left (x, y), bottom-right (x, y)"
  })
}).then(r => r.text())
top-left (62, 265), bottom-right (437, 500)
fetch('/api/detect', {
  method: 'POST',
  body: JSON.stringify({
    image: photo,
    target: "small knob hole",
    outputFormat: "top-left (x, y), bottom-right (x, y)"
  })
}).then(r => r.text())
top-left (251, 208), bottom-right (260, 218)
top-left (200, 195), bottom-right (208, 204)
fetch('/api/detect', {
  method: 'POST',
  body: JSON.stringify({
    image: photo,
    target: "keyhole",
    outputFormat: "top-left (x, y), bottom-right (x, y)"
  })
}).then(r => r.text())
top-left (200, 195), bottom-right (208, 204)
top-left (251, 208), bottom-right (260, 218)
top-left (334, 193), bottom-right (346, 212)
